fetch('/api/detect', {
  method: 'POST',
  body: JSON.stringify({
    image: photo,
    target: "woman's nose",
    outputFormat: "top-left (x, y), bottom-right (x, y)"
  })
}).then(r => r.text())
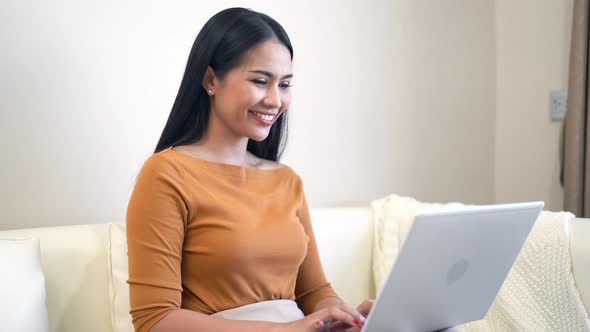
top-left (263, 87), bottom-right (282, 109)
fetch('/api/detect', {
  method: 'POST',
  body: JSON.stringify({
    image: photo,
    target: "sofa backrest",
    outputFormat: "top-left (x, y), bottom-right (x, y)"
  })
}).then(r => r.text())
top-left (1, 211), bottom-right (586, 332)
top-left (310, 207), bottom-right (374, 304)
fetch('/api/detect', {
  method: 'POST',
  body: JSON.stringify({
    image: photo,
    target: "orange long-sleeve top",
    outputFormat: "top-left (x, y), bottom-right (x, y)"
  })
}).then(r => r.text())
top-left (126, 147), bottom-right (338, 332)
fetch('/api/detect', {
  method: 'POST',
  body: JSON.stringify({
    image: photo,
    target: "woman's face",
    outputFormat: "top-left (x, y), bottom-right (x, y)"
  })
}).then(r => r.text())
top-left (206, 40), bottom-right (293, 142)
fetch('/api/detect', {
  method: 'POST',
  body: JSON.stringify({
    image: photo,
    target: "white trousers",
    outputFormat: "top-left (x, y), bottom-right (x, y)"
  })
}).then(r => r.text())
top-left (211, 299), bottom-right (305, 323)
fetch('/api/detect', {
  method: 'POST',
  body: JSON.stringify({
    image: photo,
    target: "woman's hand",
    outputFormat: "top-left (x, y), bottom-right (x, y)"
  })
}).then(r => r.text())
top-left (327, 299), bottom-right (375, 331)
top-left (278, 302), bottom-right (366, 332)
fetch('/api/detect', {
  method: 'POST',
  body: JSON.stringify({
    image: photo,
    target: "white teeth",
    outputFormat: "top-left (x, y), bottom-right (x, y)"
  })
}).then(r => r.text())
top-left (252, 112), bottom-right (275, 121)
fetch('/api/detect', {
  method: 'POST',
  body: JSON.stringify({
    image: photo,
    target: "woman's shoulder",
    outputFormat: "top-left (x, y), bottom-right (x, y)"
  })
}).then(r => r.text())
top-left (254, 158), bottom-right (289, 171)
top-left (138, 148), bottom-right (185, 178)
top-left (254, 157), bottom-right (300, 178)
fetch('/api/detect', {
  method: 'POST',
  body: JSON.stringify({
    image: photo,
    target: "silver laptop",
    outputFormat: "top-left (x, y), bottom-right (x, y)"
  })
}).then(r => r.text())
top-left (361, 201), bottom-right (544, 332)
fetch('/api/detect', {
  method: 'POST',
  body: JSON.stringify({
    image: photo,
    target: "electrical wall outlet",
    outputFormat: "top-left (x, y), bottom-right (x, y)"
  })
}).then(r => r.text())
top-left (550, 89), bottom-right (568, 121)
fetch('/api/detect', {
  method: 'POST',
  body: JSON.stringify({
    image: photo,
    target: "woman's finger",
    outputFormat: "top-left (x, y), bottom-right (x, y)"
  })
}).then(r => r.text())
top-left (357, 299), bottom-right (375, 315)
top-left (304, 303), bottom-right (368, 331)
top-left (328, 320), bottom-right (354, 331)
top-left (328, 305), bottom-right (364, 328)
top-left (309, 306), bottom-right (360, 329)
top-left (338, 303), bottom-right (366, 325)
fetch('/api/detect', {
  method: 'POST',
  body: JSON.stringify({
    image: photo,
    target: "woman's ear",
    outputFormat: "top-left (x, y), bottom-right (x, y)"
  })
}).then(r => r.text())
top-left (202, 66), bottom-right (217, 95)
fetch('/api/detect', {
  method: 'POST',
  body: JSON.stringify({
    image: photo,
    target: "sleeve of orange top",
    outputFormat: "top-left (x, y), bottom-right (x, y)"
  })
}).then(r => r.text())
top-left (294, 180), bottom-right (340, 315)
top-left (126, 154), bottom-right (188, 332)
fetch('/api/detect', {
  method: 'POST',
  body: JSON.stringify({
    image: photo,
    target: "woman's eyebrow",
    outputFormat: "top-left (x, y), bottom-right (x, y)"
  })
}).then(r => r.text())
top-left (248, 70), bottom-right (293, 79)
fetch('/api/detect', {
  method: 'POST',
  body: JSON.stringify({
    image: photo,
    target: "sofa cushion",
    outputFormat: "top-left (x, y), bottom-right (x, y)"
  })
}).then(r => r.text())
top-left (0, 237), bottom-right (48, 331)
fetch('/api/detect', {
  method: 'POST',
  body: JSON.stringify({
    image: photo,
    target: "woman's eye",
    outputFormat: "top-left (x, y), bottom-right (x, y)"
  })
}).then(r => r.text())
top-left (252, 79), bottom-right (267, 85)
top-left (279, 82), bottom-right (292, 89)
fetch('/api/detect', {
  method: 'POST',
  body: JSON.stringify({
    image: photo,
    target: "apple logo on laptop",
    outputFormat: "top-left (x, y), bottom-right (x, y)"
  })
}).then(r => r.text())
top-left (446, 259), bottom-right (469, 285)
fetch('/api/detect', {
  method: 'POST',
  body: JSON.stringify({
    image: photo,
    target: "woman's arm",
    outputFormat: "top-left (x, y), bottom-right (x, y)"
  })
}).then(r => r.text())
top-left (292, 182), bottom-right (366, 330)
top-left (313, 296), bottom-right (344, 311)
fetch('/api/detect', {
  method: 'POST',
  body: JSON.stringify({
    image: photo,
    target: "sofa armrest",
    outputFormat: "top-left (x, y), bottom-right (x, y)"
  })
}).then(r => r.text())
top-left (570, 217), bottom-right (590, 312)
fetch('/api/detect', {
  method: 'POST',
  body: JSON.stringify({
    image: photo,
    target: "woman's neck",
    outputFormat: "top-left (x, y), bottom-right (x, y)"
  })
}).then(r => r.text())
top-left (180, 112), bottom-right (261, 167)
top-left (178, 133), bottom-right (260, 168)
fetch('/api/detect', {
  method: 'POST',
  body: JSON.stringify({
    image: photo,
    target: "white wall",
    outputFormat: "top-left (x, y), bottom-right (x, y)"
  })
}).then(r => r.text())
top-left (494, 0), bottom-right (573, 212)
top-left (1, 0), bottom-right (497, 230)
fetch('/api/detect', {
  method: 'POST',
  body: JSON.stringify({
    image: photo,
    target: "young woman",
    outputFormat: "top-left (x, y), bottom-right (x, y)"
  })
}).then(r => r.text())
top-left (126, 7), bottom-right (374, 332)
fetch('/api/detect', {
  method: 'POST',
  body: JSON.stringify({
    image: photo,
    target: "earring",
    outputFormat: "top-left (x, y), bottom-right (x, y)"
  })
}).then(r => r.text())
top-left (207, 89), bottom-right (214, 95)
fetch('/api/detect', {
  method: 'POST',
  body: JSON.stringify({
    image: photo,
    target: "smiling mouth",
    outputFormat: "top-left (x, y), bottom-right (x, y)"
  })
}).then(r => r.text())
top-left (249, 111), bottom-right (278, 123)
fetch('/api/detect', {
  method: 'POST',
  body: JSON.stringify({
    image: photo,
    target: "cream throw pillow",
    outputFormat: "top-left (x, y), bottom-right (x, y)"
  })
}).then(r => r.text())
top-left (0, 237), bottom-right (49, 332)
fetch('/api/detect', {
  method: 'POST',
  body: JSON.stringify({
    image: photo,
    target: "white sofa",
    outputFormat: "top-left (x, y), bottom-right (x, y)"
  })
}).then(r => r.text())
top-left (1, 207), bottom-right (589, 332)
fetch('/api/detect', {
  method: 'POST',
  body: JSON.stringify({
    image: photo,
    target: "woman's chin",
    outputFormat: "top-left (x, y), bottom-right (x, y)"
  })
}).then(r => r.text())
top-left (245, 127), bottom-right (272, 142)
top-left (249, 134), bottom-right (270, 142)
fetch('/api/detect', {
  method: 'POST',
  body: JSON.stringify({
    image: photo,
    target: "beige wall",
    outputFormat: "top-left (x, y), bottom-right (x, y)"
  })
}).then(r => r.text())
top-left (287, 0), bottom-right (497, 207)
top-left (0, 0), bottom-right (530, 230)
top-left (392, 0), bottom-right (496, 205)
top-left (494, 0), bottom-right (573, 212)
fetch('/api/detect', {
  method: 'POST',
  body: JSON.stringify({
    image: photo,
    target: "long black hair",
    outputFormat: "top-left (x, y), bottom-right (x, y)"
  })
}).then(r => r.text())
top-left (154, 7), bottom-right (293, 161)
